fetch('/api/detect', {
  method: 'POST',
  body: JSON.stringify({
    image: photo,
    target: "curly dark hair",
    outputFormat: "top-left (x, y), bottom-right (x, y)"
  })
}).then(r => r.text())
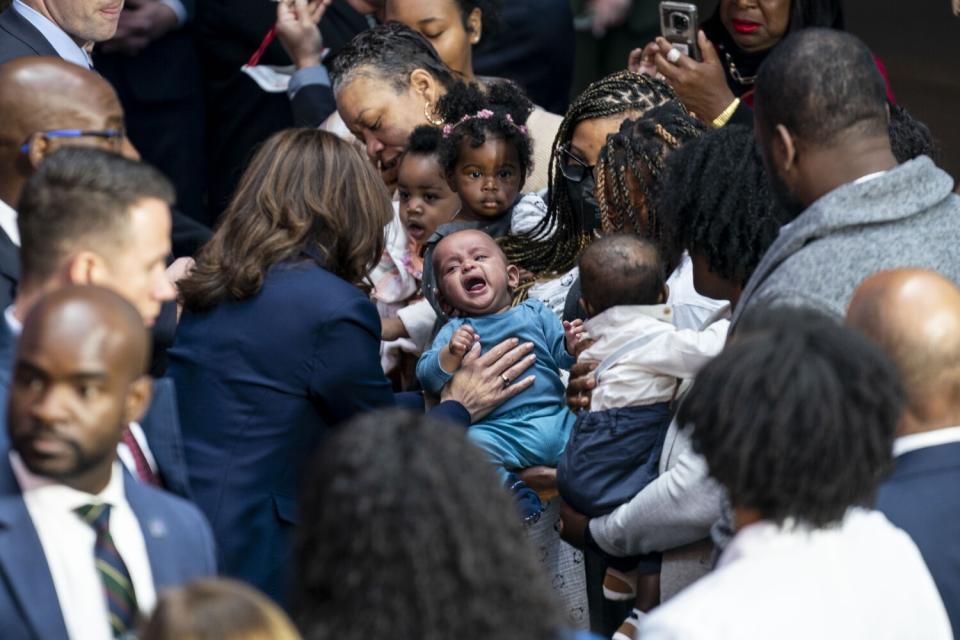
top-left (294, 409), bottom-right (564, 640)
top-left (594, 102), bottom-right (705, 268)
top-left (499, 71), bottom-right (678, 276)
top-left (657, 125), bottom-right (789, 287)
top-left (406, 124), bottom-right (444, 155)
top-left (436, 80), bottom-right (534, 183)
top-left (888, 103), bottom-right (938, 164)
top-left (680, 307), bottom-right (904, 528)
top-left (331, 22), bottom-right (458, 94)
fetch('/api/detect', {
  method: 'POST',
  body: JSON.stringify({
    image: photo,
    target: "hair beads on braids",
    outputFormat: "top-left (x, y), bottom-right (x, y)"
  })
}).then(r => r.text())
top-left (499, 71), bottom-right (678, 277)
top-left (594, 102), bottom-right (705, 268)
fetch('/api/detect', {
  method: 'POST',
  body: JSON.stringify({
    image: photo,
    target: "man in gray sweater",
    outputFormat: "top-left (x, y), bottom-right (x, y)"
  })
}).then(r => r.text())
top-left (732, 28), bottom-right (960, 329)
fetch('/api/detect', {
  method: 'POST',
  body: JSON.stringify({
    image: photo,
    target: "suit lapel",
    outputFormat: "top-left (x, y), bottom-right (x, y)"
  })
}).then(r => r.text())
top-left (0, 456), bottom-right (69, 639)
top-left (124, 470), bottom-right (176, 589)
top-left (0, 8), bottom-right (60, 57)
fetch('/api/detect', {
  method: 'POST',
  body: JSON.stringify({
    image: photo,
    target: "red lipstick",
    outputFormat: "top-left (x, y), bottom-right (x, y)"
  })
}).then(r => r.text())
top-left (731, 19), bottom-right (761, 34)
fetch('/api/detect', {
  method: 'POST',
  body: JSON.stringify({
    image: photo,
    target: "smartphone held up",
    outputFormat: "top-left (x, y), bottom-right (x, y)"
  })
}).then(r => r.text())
top-left (659, 1), bottom-right (701, 61)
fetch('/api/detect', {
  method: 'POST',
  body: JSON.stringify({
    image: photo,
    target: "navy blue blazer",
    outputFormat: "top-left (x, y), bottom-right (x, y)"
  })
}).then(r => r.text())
top-left (168, 259), bottom-right (469, 607)
top-left (0, 319), bottom-right (194, 499)
top-left (876, 441), bottom-right (960, 637)
top-left (0, 452), bottom-right (216, 640)
top-left (168, 260), bottom-right (395, 606)
top-left (0, 7), bottom-right (58, 63)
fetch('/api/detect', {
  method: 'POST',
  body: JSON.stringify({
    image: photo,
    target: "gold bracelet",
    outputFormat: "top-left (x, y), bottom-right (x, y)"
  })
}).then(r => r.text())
top-left (711, 98), bottom-right (741, 129)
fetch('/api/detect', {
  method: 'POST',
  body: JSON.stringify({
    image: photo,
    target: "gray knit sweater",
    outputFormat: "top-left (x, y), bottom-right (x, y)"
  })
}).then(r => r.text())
top-left (732, 156), bottom-right (960, 329)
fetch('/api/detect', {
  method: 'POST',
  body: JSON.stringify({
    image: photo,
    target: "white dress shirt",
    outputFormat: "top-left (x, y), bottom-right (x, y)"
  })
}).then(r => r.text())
top-left (0, 199), bottom-right (19, 247)
top-left (666, 253), bottom-right (729, 330)
top-left (893, 425), bottom-right (960, 458)
top-left (10, 453), bottom-right (157, 640)
top-left (639, 509), bottom-right (952, 639)
top-left (11, 0), bottom-right (93, 68)
top-left (581, 305), bottom-right (728, 411)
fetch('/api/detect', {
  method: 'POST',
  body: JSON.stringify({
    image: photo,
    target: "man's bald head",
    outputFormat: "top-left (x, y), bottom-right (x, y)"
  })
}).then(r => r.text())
top-left (0, 57), bottom-right (126, 204)
top-left (847, 269), bottom-right (960, 428)
top-left (21, 285), bottom-right (151, 379)
top-left (9, 285), bottom-right (152, 492)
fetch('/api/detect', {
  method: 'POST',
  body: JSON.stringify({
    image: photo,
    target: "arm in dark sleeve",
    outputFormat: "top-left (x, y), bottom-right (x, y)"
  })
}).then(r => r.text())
top-left (309, 296), bottom-right (396, 424)
top-left (729, 100), bottom-right (753, 127)
top-left (427, 401), bottom-right (471, 428)
top-left (288, 66), bottom-right (337, 128)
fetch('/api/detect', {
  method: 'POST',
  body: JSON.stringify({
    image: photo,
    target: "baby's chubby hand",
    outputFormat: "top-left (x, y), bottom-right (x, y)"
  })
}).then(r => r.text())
top-left (449, 324), bottom-right (480, 358)
top-left (563, 319), bottom-right (586, 354)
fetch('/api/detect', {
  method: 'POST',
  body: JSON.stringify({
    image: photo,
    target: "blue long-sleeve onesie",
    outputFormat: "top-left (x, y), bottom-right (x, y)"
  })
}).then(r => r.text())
top-left (417, 299), bottom-right (577, 482)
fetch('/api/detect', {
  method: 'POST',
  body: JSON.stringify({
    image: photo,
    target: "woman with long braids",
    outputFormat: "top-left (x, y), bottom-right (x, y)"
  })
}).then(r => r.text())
top-left (501, 71), bottom-right (677, 279)
top-left (558, 101), bottom-right (726, 329)
top-left (497, 71), bottom-right (681, 318)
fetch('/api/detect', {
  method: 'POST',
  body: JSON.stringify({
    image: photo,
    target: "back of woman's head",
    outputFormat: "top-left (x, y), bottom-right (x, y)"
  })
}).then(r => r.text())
top-left (142, 578), bottom-right (300, 640)
top-left (179, 129), bottom-right (392, 313)
top-left (331, 21), bottom-right (458, 94)
top-left (658, 125), bottom-right (789, 287)
top-left (595, 102), bottom-right (705, 252)
top-left (295, 409), bottom-right (562, 640)
top-left (500, 71), bottom-right (677, 276)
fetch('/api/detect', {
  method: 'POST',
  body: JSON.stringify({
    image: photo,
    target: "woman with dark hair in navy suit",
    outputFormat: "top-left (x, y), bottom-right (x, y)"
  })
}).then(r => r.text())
top-left (169, 128), bottom-right (535, 607)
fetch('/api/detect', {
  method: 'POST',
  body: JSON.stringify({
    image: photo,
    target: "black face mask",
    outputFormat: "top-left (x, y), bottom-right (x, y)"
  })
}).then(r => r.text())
top-left (566, 174), bottom-right (601, 235)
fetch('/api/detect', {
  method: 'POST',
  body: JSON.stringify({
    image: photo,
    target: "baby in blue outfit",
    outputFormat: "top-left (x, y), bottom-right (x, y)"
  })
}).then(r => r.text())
top-left (417, 229), bottom-right (583, 522)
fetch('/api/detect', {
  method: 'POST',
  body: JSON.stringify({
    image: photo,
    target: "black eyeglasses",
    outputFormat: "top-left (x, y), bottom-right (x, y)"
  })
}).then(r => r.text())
top-left (558, 142), bottom-right (595, 183)
top-left (20, 128), bottom-right (126, 153)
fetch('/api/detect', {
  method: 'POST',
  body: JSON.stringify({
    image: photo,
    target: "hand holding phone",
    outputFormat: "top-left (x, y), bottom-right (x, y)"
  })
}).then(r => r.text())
top-left (659, 1), bottom-right (701, 61)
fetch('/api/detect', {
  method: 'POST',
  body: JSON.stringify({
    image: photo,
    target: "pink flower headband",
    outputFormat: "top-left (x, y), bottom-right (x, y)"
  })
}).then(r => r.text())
top-left (441, 109), bottom-right (529, 138)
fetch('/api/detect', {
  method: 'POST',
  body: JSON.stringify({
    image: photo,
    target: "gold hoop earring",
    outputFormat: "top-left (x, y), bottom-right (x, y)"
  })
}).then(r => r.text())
top-left (424, 102), bottom-right (445, 126)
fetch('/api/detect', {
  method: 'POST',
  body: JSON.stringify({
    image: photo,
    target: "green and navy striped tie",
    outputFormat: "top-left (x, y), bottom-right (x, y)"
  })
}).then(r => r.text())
top-left (75, 503), bottom-right (139, 638)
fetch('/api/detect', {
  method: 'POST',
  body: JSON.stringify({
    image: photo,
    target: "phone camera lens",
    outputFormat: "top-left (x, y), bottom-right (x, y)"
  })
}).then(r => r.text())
top-left (671, 13), bottom-right (689, 31)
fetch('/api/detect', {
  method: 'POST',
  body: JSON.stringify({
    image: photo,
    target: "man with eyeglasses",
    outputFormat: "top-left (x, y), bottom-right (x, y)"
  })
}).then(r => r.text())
top-left (0, 56), bottom-right (209, 310)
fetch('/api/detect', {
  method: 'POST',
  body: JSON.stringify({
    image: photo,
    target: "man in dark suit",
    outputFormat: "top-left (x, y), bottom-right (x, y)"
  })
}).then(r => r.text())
top-left (0, 147), bottom-right (193, 499)
top-left (0, 285), bottom-right (215, 640)
top-left (847, 268), bottom-right (960, 637)
top-left (95, 0), bottom-right (208, 224)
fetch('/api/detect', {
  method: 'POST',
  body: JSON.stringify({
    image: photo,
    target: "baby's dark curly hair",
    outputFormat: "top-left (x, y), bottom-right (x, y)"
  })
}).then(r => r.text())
top-left (294, 409), bottom-right (564, 640)
top-left (406, 124), bottom-right (444, 155)
top-left (658, 125), bottom-right (790, 287)
top-left (436, 80), bottom-right (535, 183)
top-left (594, 102), bottom-right (705, 270)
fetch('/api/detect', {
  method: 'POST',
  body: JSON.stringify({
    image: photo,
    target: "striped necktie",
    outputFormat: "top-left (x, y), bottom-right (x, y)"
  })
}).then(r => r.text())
top-left (74, 503), bottom-right (139, 638)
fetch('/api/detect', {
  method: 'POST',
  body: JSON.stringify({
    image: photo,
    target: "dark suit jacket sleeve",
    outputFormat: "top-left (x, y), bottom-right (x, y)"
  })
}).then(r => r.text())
top-left (291, 83), bottom-right (337, 128)
top-left (308, 296), bottom-right (395, 424)
top-left (426, 401), bottom-right (471, 427)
